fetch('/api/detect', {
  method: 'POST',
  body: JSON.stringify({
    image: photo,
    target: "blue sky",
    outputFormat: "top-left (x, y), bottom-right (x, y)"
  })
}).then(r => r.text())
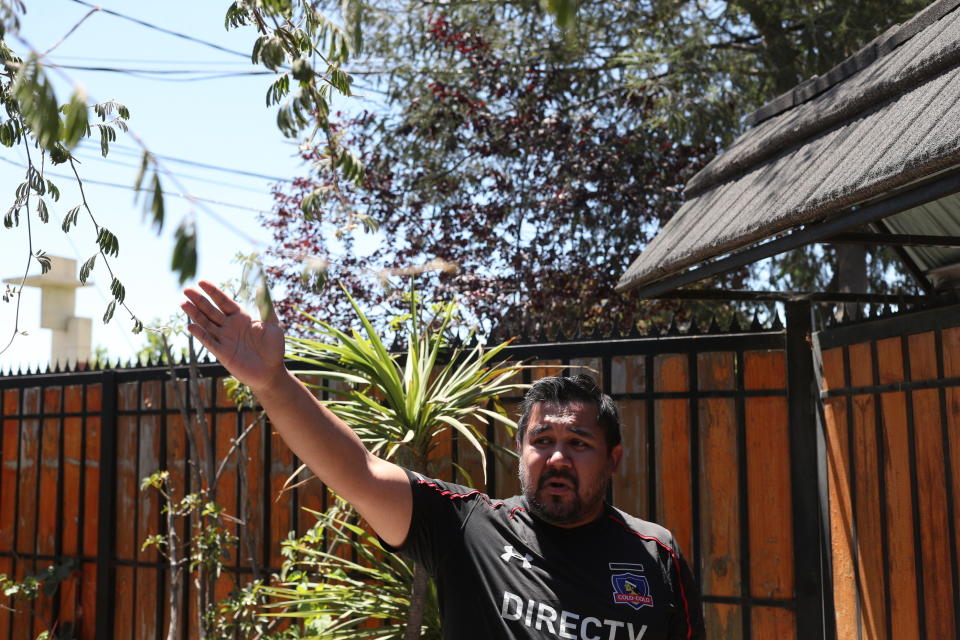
top-left (0, 1), bottom-right (359, 369)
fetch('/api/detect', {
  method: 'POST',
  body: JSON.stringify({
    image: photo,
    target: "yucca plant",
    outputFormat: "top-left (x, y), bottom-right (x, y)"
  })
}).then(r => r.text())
top-left (269, 287), bottom-right (526, 638)
top-left (261, 500), bottom-right (440, 639)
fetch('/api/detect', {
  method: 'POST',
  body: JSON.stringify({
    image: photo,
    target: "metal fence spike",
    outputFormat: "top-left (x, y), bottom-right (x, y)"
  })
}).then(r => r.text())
top-left (750, 311), bottom-right (763, 331)
top-left (708, 315), bottom-right (722, 334)
top-left (666, 316), bottom-right (680, 336)
top-left (771, 312), bottom-right (784, 330)
top-left (728, 316), bottom-right (742, 332)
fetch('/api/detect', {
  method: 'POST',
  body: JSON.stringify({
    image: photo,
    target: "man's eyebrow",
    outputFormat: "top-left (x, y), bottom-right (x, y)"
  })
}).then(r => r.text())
top-left (529, 424), bottom-right (554, 437)
top-left (529, 424), bottom-right (598, 439)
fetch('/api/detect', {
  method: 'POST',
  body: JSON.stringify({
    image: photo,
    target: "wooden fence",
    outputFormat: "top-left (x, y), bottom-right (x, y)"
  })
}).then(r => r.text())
top-left (3, 301), bottom-right (955, 639)
top-left (819, 304), bottom-right (960, 640)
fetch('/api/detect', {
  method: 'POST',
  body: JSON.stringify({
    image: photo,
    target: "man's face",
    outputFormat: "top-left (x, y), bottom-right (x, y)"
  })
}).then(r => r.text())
top-left (518, 401), bottom-right (622, 528)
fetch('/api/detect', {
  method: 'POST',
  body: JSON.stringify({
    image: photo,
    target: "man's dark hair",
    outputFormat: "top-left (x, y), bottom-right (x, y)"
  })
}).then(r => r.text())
top-left (516, 375), bottom-right (621, 450)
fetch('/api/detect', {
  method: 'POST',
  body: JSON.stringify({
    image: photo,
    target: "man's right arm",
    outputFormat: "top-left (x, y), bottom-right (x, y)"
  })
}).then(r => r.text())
top-left (180, 281), bottom-right (412, 547)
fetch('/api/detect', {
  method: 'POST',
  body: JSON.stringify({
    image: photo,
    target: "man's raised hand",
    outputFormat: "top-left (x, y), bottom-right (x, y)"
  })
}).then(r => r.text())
top-left (181, 281), bottom-right (286, 390)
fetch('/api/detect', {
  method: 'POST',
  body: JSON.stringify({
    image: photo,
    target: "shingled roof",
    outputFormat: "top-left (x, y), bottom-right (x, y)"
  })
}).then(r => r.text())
top-left (618, 0), bottom-right (960, 296)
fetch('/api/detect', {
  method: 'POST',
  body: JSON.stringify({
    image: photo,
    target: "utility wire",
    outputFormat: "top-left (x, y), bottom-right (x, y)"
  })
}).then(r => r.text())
top-left (77, 141), bottom-right (293, 183)
top-left (70, 150), bottom-right (280, 194)
top-left (0, 157), bottom-right (270, 215)
top-left (67, 0), bottom-right (250, 60)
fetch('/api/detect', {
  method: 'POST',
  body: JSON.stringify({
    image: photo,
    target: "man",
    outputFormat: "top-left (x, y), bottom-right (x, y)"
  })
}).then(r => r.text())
top-left (181, 281), bottom-right (704, 639)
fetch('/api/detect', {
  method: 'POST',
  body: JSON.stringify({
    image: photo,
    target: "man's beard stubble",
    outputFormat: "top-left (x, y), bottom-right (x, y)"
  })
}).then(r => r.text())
top-left (518, 464), bottom-right (610, 526)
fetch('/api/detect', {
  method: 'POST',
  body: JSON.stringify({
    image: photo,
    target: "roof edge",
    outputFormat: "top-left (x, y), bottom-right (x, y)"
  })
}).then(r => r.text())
top-left (745, 0), bottom-right (960, 128)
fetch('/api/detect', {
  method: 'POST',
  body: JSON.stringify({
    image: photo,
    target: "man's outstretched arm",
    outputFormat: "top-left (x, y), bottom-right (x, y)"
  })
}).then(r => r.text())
top-left (180, 280), bottom-right (412, 547)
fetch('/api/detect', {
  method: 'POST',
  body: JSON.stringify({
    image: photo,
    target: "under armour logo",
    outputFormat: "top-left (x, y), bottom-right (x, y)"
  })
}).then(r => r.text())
top-left (500, 545), bottom-right (533, 569)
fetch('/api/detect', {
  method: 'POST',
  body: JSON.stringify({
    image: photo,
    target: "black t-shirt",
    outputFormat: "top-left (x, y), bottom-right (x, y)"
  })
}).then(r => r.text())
top-left (386, 470), bottom-right (705, 640)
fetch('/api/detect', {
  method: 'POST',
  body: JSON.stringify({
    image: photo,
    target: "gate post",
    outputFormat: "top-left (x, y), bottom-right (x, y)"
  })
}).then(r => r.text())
top-left (94, 370), bottom-right (117, 640)
top-left (785, 302), bottom-right (828, 639)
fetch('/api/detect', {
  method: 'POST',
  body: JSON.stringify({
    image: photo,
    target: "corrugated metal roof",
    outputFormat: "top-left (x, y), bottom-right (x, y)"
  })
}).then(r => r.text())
top-left (618, 0), bottom-right (960, 295)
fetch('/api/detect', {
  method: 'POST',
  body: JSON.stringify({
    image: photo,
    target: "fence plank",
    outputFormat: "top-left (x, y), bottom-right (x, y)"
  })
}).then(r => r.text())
top-left (743, 350), bottom-right (785, 391)
top-left (37, 415), bottom-right (60, 557)
top-left (613, 399), bottom-right (646, 518)
top-left (698, 396), bottom-right (740, 599)
top-left (751, 607), bottom-right (795, 640)
top-left (745, 396), bottom-right (793, 600)
top-left (911, 386), bottom-right (956, 639)
top-left (705, 603), bottom-right (742, 640)
top-left (610, 355), bottom-right (644, 395)
top-left (1, 412), bottom-right (18, 555)
top-left (270, 432), bottom-right (295, 570)
top-left (61, 415), bottom-right (82, 558)
top-left (113, 565), bottom-right (134, 640)
top-left (879, 391), bottom-right (920, 639)
top-left (654, 354), bottom-right (693, 560)
top-left (851, 394), bottom-right (887, 640)
top-left (824, 392), bottom-right (856, 640)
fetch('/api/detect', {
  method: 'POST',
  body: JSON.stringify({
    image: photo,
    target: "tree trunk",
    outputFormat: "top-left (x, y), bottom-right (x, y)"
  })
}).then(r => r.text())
top-left (404, 562), bottom-right (429, 640)
top-left (835, 243), bottom-right (867, 321)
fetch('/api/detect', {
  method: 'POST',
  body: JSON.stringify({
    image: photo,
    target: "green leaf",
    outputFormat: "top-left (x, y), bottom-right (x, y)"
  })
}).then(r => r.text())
top-left (62, 89), bottom-right (89, 149)
top-left (96, 227), bottom-right (119, 257)
top-left (171, 222), bottom-right (197, 284)
top-left (61, 205), bottom-right (80, 232)
top-left (148, 173), bottom-right (164, 231)
top-left (79, 254), bottom-right (96, 283)
top-left (102, 300), bottom-right (116, 324)
top-left (291, 58), bottom-right (314, 82)
top-left (110, 277), bottom-right (125, 304)
top-left (98, 123), bottom-right (116, 157)
top-left (36, 198), bottom-right (47, 223)
top-left (541, 0), bottom-right (578, 30)
top-left (11, 55), bottom-right (61, 152)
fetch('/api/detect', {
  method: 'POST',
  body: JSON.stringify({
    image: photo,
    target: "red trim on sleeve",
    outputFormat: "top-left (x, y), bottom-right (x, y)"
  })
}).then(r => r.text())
top-left (416, 478), bottom-right (506, 509)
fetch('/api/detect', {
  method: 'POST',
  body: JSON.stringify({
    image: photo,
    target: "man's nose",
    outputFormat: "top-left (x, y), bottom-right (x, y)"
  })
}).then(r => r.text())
top-left (546, 446), bottom-right (572, 467)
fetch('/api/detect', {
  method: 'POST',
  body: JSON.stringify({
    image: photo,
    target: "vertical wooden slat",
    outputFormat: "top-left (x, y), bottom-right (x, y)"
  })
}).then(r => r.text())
top-left (1, 392), bottom-right (19, 555)
top-left (270, 433), bottom-right (295, 570)
top-left (699, 395), bottom-right (740, 599)
top-left (113, 565), bottom-right (134, 640)
top-left (698, 345), bottom-right (740, 611)
top-left (824, 391), bottom-right (856, 640)
top-left (16, 388), bottom-right (40, 559)
top-left (945, 327), bottom-right (960, 639)
top-left (81, 561), bottom-right (97, 639)
top-left (37, 388), bottom-right (61, 558)
top-left (136, 382), bottom-right (161, 640)
top-left (876, 338), bottom-right (918, 640)
top-left (613, 399), bottom-right (646, 517)
top-left (751, 607), bottom-right (795, 640)
top-left (654, 354), bottom-right (693, 561)
top-left (908, 332), bottom-right (956, 640)
top-left (705, 603), bottom-right (742, 639)
top-left (611, 355), bottom-right (645, 397)
top-left (241, 411), bottom-right (263, 571)
top-left (745, 395), bottom-right (793, 599)
top-left (851, 392), bottom-right (888, 640)
top-left (34, 387), bottom-right (61, 633)
top-left (569, 356), bottom-right (602, 387)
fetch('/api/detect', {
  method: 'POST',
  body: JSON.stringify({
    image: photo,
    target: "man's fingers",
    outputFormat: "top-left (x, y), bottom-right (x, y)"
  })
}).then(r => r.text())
top-left (184, 322), bottom-right (223, 357)
top-left (197, 280), bottom-right (243, 315)
top-left (183, 289), bottom-right (227, 326)
top-left (181, 301), bottom-right (221, 337)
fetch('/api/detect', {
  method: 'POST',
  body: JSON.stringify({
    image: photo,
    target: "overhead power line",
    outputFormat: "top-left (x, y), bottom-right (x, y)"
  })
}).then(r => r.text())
top-left (84, 141), bottom-right (293, 183)
top-left (67, 0), bottom-right (250, 60)
top-left (0, 156), bottom-right (269, 215)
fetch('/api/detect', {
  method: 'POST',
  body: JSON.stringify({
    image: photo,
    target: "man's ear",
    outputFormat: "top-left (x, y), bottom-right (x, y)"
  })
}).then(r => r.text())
top-left (609, 444), bottom-right (624, 474)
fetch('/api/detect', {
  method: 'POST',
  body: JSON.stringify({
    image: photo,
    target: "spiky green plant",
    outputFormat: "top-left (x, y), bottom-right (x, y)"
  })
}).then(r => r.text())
top-left (267, 287), bottom-right (526, 638)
